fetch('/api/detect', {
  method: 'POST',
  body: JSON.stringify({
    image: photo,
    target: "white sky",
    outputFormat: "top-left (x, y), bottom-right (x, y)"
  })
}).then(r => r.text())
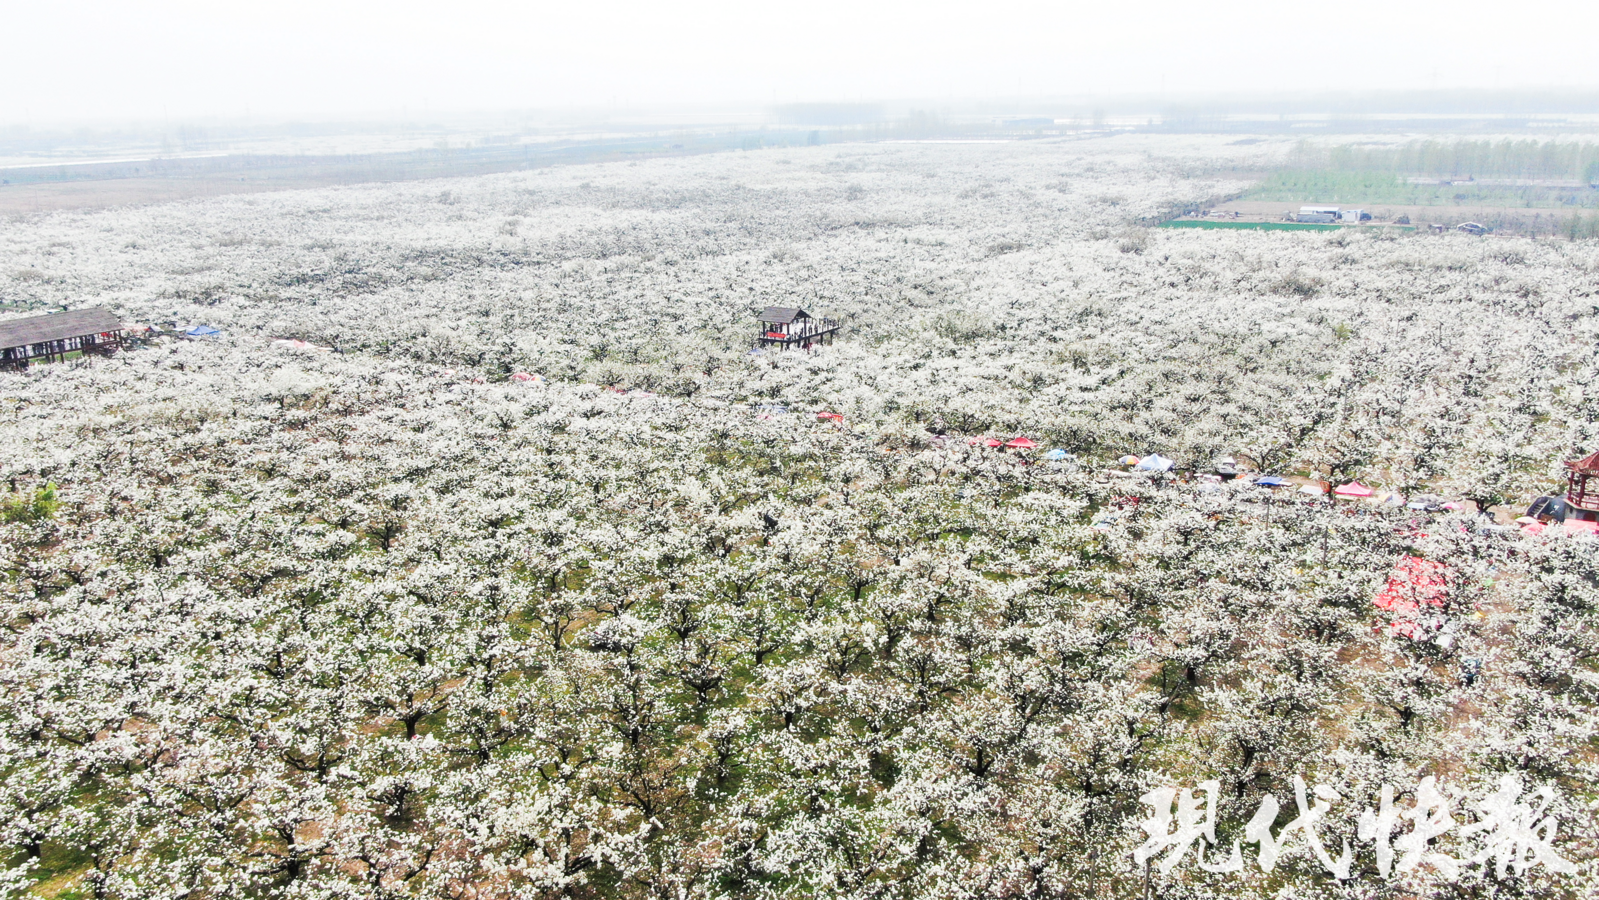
top-left (2, 0), bottom-right (1595, 123)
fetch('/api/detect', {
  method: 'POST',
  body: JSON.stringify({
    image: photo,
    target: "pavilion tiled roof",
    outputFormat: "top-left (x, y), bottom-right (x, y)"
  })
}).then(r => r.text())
top-left (1564, 450), bottom-right (1599, 474)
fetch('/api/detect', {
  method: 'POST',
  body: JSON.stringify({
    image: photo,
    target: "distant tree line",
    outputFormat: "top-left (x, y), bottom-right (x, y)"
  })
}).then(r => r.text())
top-left (1246, 170), bottom-right (1599, 211)
top-left (1289, 138), bottom-right (1599, 181)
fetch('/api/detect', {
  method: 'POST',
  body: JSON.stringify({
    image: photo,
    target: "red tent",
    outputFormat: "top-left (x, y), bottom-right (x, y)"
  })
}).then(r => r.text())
top-left (1005, 437), bottom-right (1038, 449)
top-left (984, 438), bottom-right (1004, 448)
top-left (1373, 556), bottom-right (1451, 633)
top-left (1565, 519), bottom-right (1599, 537)
top-left (816, 411), bottom-right (844, 422)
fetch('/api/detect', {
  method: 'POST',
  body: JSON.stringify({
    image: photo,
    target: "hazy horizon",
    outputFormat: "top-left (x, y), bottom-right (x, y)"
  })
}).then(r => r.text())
top-left (4, 0), bottom-right (1596, 125)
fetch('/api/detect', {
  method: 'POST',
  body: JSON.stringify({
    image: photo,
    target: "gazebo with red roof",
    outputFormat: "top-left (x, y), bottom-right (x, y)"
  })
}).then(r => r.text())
top-left (1564, 451), bottom-right (1599, 521)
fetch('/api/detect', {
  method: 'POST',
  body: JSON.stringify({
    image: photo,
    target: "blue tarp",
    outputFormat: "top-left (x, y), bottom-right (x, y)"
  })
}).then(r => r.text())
top-left (1044, 449), bottom-right (1072, 461)
top-left (185, 326), bottom-right (222, 339)
top-left (1254, 475), bottom-right (1292, 487)
top-left (1134, 454), bottom-right (1174, 472)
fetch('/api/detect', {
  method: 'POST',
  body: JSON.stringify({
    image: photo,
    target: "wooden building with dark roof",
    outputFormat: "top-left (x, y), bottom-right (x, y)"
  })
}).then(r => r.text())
top-left (0, 308), bottom-right (126, 368)
top-left (757, 306), bottom-right (841, 349)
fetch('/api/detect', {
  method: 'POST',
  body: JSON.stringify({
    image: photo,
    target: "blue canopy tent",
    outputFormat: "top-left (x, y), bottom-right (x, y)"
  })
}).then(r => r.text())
top-left (184, 325), bottom-right (222, 339)
top-left (1254, 475), bottom-right (1293, 487)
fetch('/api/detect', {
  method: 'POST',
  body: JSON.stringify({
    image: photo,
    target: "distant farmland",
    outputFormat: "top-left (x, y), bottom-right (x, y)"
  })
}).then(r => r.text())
top-left (0, 130), bottom-right (820, 215)
top-left (1245, 169), bottom-right (1599, 209)
top-left (1243, 138), bottom-right (1599, 207)
top-left (1219, 138), bottom-right (1599, 236)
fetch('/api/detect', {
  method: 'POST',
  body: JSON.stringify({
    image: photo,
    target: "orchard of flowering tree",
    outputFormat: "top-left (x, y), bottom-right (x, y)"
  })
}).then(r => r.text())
top-left (1, 135), bottom-right (1597, 899)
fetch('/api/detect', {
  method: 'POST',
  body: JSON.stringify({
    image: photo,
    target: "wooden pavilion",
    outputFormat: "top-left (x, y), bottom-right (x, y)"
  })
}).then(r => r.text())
top-left (0, 308), bottom-right (126, 369)
top-left (1564, 450), bottom-right (1599, 522)
top-left (757, 306), bottom-right (842, 349)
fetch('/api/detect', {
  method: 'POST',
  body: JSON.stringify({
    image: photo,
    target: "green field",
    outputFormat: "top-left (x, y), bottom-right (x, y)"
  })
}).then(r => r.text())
top-left (1245, 170), bottom-right (1599, 209)
top-left (1245, 139), bottom-right (1599, 210)
top-left (1157, 219), bottom-right (1413, 232)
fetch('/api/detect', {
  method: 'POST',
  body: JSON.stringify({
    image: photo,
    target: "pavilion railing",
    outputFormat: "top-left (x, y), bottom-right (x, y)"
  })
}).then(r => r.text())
top-left (758, 317), bottom-right (842, 346)
top-left (0, 331), bottom-right (124, 367)
top-left (1567, 491), bottom-right (1599, 512)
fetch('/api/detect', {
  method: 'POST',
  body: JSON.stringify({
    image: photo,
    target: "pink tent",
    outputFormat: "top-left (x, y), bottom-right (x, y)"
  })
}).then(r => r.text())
top-left (816, 411), bottom-right (844, 422)
top-left (1373, 557), bottom-right (1451, 637)
top-left (1005, 437), bottom-right (1038, 449)
top-left (1334, 481), bottom-right (1376, 498)
top-left (984, 438), bottom-right (1004, 448)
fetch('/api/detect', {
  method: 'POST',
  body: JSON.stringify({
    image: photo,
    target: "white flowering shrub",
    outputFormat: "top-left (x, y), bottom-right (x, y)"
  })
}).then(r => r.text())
top-left (0, 136), bottom-right (1596, 898)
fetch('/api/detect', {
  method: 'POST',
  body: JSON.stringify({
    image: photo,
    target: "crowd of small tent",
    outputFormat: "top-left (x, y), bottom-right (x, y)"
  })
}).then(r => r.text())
top-left (364, 364), bottom-right (1599, 543)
